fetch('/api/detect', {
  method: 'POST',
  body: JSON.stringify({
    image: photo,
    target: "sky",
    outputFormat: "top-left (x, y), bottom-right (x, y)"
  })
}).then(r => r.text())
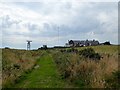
top-left (0, 0), bottom-right (119, 49)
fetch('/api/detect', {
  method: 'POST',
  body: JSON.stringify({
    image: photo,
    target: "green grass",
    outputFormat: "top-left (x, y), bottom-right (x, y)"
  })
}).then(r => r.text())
top-left (14, 52), bottom-right (71, 88)
top-left (73, 45), bottom-right (119, 55)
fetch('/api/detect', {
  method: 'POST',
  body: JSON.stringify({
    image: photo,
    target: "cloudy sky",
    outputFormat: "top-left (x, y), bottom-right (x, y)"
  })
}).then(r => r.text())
top-left (0, 0), bottom-right (118, 49)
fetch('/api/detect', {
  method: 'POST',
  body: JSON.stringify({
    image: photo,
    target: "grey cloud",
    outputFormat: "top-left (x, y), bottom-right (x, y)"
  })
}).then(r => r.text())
top-left (1, 2), bottom-right (118, 49)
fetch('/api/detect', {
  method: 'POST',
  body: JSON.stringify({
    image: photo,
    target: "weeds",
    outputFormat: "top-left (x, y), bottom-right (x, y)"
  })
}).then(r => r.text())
top-left (2, 49), bottom-right (41, 88)
top-left (2, 45), bottom-right (119, 88)
top-left (105, 70), bottom-right (120, 88)
top-left (53, 47), bottom-right (118, 88)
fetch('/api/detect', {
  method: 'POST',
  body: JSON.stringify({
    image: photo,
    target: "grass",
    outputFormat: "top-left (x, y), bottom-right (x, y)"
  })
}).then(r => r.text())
top-left (53, 46), bottom-right (119, 88)
top-left (14, 52), bottom-right (71, 88)
top-left (76, 45), bottom-right (118, 55)
top-left (2, 45), bottom-right (119, 88)
top-left (2, 49), bottom-right (42, 88)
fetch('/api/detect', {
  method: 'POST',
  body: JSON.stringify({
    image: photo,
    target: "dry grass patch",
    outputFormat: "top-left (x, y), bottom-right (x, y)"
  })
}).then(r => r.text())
top-left (2, 49), bottom-right (41, 87)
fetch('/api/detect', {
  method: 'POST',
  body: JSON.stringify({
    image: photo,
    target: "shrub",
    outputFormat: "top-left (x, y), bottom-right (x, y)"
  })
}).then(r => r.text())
top-left (79, 48), bottom-right (101, 60)
top-left (103, 41), bottom-right (111, 45)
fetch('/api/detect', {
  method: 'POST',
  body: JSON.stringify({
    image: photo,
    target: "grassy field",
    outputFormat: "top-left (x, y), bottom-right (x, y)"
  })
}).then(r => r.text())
top-left (2, 45), bottom-right (120, 88)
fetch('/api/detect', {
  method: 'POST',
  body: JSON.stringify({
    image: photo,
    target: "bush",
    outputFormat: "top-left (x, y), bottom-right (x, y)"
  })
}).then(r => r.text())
top-left (103, 41), bottom-right (111, 45)
top-left (79, 48), bottom-right (101, 60)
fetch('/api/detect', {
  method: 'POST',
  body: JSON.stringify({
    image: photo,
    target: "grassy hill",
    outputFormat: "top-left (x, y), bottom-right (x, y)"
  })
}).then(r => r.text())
top-left (1, 45), bottom-right (120, 88)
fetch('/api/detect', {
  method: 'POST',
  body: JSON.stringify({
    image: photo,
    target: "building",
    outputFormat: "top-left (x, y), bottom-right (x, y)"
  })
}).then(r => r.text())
top-left (66, 39), bottom-right (99, 47)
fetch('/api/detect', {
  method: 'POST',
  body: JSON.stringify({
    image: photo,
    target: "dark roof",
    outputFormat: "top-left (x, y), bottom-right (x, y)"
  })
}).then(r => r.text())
top-left (69, 40), bottom-right (99, 43)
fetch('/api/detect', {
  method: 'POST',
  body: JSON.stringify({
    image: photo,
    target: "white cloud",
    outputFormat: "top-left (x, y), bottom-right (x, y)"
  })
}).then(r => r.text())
top-left (0, 2), bottom-right (118, 48)
top-left (0, 3), bottom-right (46, 24)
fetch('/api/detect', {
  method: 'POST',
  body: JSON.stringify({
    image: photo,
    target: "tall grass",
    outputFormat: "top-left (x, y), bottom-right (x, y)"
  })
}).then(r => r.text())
top-left (2, 49), bottom-right (41, 88)
top-left (2, 45), bottom-right (119, 88)
top-left (53, 46), bottom-right (118, 88)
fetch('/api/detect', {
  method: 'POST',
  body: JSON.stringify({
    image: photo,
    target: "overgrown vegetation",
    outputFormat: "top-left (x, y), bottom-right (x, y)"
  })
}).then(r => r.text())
top-left (2, 45), bottom-right (119, 88)
top-left (79, 48), bottom-right (101, 60)
top-left (2, 49), bottom-right (42, 88)
top-left (53, 46), bottom-right (119, 88)
top-left (105, 70), bottom-right (120, 88)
